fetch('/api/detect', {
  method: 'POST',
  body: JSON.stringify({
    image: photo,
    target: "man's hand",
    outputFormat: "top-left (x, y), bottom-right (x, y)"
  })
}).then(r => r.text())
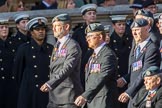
top-left (117, 77), bottom-right (126, 88)
top-left (40, 83), bottom-right (50, 92)
top-left (118, 92), bottom-right (130, 103)
top-left (74, 96), bottom-right (87, 106)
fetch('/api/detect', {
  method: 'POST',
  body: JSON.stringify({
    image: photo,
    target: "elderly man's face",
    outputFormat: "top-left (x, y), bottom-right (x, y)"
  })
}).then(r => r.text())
top-left (86, 32), bottom-right (102, 49)
top-left (131, 25), bottom-right (149, 44)
top-left (158, 20), bottom-right (162, 34)
top-left (144, 75), bottom-right (160, 90)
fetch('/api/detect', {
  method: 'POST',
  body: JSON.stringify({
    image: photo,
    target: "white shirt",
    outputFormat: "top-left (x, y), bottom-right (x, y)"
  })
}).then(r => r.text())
top-left (137, 37), bottom-right (151, 52)
top-left (58, 34), bottom-right (70, 51)
top-left (94, 42), bottom-right (106, 55)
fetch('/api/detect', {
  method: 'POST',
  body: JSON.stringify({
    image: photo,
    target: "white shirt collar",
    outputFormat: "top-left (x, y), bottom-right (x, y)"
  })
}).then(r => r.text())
top-left (138, 37), bottom-right (150, 51)
top-left (94, 42), bottom-right (106, 55)
top-left (42, 0), bottom-right (50, 7)
top-left (58, 34), bottom-right (69, 50)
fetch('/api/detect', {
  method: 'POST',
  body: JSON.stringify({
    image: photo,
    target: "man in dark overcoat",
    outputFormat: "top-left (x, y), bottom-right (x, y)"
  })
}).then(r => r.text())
top-left (13, 17), bottom-right (53, 108)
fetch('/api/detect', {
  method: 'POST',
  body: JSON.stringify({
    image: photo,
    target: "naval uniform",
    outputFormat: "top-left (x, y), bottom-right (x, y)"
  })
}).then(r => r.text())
top-left (13, 38), bottom-right (53, 108)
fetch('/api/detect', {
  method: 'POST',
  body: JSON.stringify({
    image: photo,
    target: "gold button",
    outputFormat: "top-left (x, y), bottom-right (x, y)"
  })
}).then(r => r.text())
top-left (129, 46), bottom-right (131, 49)
top-left (115, 48), bottom-right (118, 51)
top-left (49, 55), bottom-right (51, 58)
top-left (118, 74), bottom-right (121, 77)
top-left (18, 38), bottom-right (21, 40)
top-left (116, 57), bottom-right (119, 60)
top-left (32, 46), bottom-right (34, 49)
top-left (9, 41), bottom-right (12, 44)
top-left (48, 75), bottom-right (50, 78)
top-left (0, 59), bottom-right (2, 62)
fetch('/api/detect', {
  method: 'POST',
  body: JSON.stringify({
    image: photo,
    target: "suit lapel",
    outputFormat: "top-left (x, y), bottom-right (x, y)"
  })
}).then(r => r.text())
top-left (85, 44), bottom-right (106, 81)
top-left (136, 40), bottom-right (151, 59)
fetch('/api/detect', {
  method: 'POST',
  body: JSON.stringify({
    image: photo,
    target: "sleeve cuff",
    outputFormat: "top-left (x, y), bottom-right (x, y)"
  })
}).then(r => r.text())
top-left (46, 83), bottom-right (52, 90)
top-left (122, 77), bottom-right (127, 84)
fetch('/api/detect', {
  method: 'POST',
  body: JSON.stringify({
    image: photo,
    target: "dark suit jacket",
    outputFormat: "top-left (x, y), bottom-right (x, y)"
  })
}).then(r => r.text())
top-left (46, 37), bottom-right (83, 108)
top-left (82, 44), bottom-right (119, 108)
top-left (129, 86), bottom-right (162, 108)
top-left (123, 39), bottom-right (161, 98)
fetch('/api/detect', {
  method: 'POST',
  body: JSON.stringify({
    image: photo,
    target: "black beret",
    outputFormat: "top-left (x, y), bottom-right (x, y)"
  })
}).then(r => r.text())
top-left (143, 0), bottom-right (155, 8)
top-left (129, 0), bottom-right (143, 9)
top-left (131, 18), bottom-right (148, 28)
top-left (135, 9), bottom-right (154, 19)
top-left (52, 13), bottom-right (71, 23)
top-left (142, 66), bottom-right (161, 78)
top-left (85, 23), bottom-right (104, 34)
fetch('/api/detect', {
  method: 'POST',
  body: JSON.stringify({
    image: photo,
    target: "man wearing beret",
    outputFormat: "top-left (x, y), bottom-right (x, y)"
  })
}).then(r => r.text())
top-left (74, 23), bottom-right (119, 108)
top-left (129, 66), bottom-right (162, 108)
top-left (118, 18), bottom-right (161, 107)
top-left (135, 9), bottom-right (161, 47)
top-left (0, 19), bottom-right (19, 108)
top-left (13, 17), bottom-right (53, 108)
top-left (72, 3), bottom-right (97, 89)
top-left (11, 13), bottom-right (30, 50)
top-left (40, 13), bottom-right (83, 108)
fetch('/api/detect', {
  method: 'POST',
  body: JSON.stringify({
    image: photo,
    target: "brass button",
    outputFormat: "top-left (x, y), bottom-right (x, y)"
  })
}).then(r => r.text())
top-left (117, 66), bottom-right (120, 69)
top-left (12, 49), bottom-right (15, 52)
top-left (18, 38), bottom-right (21, 40)
top-left (12, 76), bottom-right (15, 79)
top-left (0, 59), bottom-right (2, 62)
top-left (32, 46), bottom-right (34, 49)
top-left (9, 41), bottom-right (12, 44)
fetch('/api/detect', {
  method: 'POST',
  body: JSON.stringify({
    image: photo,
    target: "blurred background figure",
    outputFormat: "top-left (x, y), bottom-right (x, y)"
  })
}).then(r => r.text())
top-left (104, 25), bottom-right (111, 44)
top-left (31, 0), bottom-right (57, 10)
top-left (10, 0), bottom-right (27, 11)
top-left (0, 0), bottom-right (13, 12)
top-left (57, 0), bottom-right (76, 9)
top-left (97, 0), bottom-right (116, 7)
top-left (143, 0), bottom-right (158, 14)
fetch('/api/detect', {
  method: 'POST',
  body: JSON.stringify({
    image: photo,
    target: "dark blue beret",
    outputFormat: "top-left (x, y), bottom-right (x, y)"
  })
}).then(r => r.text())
top-left (131, 18), bottom-right (148, 28)
top-left (85, 23), bottom-right (104, 34)
top-left (142, 66), bottom-right (161, 78)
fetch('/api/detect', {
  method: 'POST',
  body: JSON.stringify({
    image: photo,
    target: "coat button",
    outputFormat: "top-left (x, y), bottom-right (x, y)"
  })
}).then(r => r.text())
top-left (35, 75), bottom-right (38, 78)
top-left (9, 41), bottom-right (12, 44)
top-left (48, 75), bottom-right (49, 78)
top-left (12, 76), bottom-right (15, 79)
top-left (35, 84), bottom-right (39, 87)
top-left (34, 65), bottom-right (37, 68)
top-left (115, 48), bottom-right (118, 51)
top-left (18, 38), bottom-right (21, 40)
top-left (2, 76), bottom-right (5, 79)
top-left (118, 74), bottom-right (121, 77)
top-left (0, 59), bottom-right (2, 62)
top-left (12, 49), bottom-right (15, 52)
top-left (1, 67), bottom-right (4, 71)
top-left (117, 66), bottom-right (120, 69)
top-left (33, 55), bottom-right (36, 59)
top-left (32, 46), bottom-right (34, 49)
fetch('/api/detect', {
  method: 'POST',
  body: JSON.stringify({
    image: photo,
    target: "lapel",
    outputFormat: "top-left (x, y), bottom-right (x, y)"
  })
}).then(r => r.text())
top-left (136, 40), bottom-right (151, 59)
top-left (85, 44), bottom-right (106, 81)
top-left (133, 88), bottom-right (148, 106)
top-left (50, 38), bottom-right (71, 64)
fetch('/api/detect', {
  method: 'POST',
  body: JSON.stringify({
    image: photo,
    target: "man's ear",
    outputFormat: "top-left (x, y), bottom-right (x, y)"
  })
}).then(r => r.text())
top-left (65, 24), bottom-right (70, 30)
